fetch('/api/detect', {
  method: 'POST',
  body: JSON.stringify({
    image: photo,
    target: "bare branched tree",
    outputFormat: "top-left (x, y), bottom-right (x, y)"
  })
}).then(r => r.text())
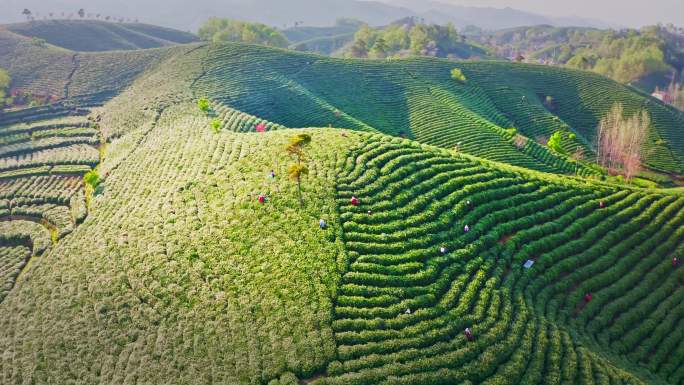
top-left (596, 103), bottom-right (650, 181)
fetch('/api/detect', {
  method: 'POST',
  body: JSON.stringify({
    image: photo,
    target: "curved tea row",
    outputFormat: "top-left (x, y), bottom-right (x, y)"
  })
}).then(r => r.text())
top-left (322, 134), bottom-right (683, 385)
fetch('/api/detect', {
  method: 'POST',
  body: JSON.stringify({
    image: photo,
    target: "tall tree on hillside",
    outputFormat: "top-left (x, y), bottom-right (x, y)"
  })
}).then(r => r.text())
top-left (22, 9), bottom-right (31, 20)
top-left (78, 9), bottom-right (85, 18)
top-left (0, 68), bottom-right (11, 112)
top-left (351, 39), bottom-right (369, 58)
top-left (286, 133), bottom-right (311, 206)
top-left (369, 37), bottom-right (388, 59)
top-left (596, 103), bottom-right (650, 181)
top-left (409, 25), bottom-right (429, 55)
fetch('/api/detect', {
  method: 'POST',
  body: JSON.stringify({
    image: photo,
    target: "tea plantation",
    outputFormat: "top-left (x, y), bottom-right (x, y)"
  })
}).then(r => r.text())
top-left (5, 20), bottom-right (199, 52)
top-left (0, 40), bottom-right (683, 385)
top-left (191, 43), bottom-right (684, 176)
top-left (0, 27), bottom-right (201, 102)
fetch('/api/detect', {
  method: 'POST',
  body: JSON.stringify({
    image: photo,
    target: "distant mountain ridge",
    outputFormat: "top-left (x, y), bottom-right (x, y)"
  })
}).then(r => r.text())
top-left (2, 0), bottom-right (611, 32)
top-left (381, 0), bottom-right (615, 29)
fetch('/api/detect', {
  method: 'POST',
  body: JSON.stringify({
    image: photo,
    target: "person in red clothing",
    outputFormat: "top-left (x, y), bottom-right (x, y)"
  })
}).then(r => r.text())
top-left (673, 257), bottom-right (679, 267)
top-left (464, 327), bottom-right (474, 341)
top-left (584, 293), bottom-right (593, 303)
top-left (351, 196), bottom-right (359, 206)
top-left (599, 201), bottom-right (605, 209)
top-left (258, 194), bottom-right (266, 204)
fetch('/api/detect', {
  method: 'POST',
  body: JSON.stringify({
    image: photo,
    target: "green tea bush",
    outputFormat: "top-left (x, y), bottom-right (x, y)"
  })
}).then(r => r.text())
top-left (325, 134), bottom-right (680, 385)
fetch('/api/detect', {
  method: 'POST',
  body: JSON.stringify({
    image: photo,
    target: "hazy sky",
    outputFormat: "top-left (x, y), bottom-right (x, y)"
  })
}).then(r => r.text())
top-left (439, 0), bottom-right (684, 27)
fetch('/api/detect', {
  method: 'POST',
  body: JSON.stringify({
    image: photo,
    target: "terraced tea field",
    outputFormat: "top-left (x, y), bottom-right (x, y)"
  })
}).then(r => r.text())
top-left (3, 39), bottom-right (684, 177)
top-left (0, 104), bottom-right (96, 305)
top-left (0, 105), bottom-right (352, 385)
top-left (5, 20), bottom-right (199, 52)
top-left (0, 27), bottom-right (201, 103)
top-left (1, 38), bottom-right (684, 385)
top-left (191, 43), bottom-right (684, 176)
top-left (323, 135), bottom-right (684, 385)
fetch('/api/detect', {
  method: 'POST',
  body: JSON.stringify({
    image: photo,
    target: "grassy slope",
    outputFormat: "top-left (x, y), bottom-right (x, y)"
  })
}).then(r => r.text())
top-left (5, 20), bottom-right (199, 52)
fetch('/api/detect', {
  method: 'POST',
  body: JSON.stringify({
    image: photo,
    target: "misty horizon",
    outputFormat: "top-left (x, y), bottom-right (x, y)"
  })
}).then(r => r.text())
top-left (1, 0), bottom-right (682, 31)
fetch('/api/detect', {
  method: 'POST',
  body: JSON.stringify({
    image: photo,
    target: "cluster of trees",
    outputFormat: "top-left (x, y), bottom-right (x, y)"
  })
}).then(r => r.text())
top-left (0, 69), bottom-right (10, 112)
top-left (285, 133), bottom-right (311, 206)
top-left (473, 25), bottom-right (684, 85)
top-left (21, 8), bottom-right (138, 23)
top-left (596, 103), bottom-right (650, 181)
top-left (565, 27), bottom-right (672, 83)
top-left (198, 18), bottom-right (289, 48)
top-left (346, 18), bottom-right (485, 59)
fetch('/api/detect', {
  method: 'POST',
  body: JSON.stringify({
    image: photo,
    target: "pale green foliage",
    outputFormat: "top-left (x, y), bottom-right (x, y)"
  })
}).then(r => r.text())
top-left (198, 18), bottom-right (289, 48)
top-left (30, 37), bottom-right (47, 47)
top-left (83, 170), bottom-right (100, 189)
top-left (197, 98), bottom-right (210, 112)
top-left (211, 118), bottom-right (221, 133)
top-left (547, 131), bottom-right (566, 154)
top-left (451, 68), bottom-right (466, 83)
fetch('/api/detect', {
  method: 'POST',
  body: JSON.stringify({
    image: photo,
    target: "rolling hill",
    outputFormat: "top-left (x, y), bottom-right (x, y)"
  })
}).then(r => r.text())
top-left (1, 39), bottom-right (684, 385)
top-left (4, 41), bottom-right (684, 175)
top-left (3, 20), bottom-right (199, 52)
top-left (0, 25), bottom-right (201, 103)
